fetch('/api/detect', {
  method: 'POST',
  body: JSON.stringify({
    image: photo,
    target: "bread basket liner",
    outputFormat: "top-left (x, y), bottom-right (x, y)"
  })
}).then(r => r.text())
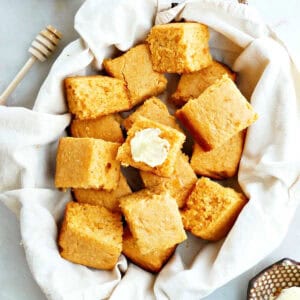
top-left (0, 0), bottom-right (299, 299)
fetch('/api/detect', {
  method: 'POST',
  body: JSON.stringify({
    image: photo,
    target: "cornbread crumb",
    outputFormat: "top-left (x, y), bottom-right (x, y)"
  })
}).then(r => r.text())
top-left (117, 116), bottom-right (185, 177)
top-left (182, 177), bottom-right (247, 241)
top-left (176, 75), bottom-right (258, 151)
top-left (58, 202), bottom-right (123, 270)
top-left (122, 227), bottom-right (176, 273)
top-left (171, 61), bottom-right (236, 106)
top-left (146, 22), bottom-right (212, 73)
top-left (73, 173), bottom-right (132, 212)
top-left (103, 44), bottom-right (167, 107)
top-left (140, 152), bottom-right (197, 208)
top-left (120, 188), bottom-right (186, 254)
top-left (123, 97), bottom-right (182, 131)
top-left (65, 75), bottom-right (130, 120)
top-left (70, 114), bottom-right (124, 143)
top-left (191, 131), bottom-right (245, 179)
top-left (55, 137), bottom-right (120, 190)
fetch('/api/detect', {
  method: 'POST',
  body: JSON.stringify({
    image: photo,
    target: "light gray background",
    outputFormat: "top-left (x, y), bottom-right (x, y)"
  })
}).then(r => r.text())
top-left (0, 1), bottom-right (299, 299)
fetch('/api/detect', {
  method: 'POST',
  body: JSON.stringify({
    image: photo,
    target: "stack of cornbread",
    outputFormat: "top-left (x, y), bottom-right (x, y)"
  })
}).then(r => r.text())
top-left (55, 22), bottom-right (258, 272)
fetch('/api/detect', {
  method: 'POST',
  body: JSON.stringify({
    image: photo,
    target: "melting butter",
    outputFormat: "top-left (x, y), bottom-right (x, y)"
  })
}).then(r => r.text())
top-left (130, 128), bottom-right (170, 167)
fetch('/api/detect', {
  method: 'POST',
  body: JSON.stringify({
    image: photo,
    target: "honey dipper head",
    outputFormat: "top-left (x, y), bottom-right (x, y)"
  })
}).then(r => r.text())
top-left (29, 25), bottom-right (62, 62)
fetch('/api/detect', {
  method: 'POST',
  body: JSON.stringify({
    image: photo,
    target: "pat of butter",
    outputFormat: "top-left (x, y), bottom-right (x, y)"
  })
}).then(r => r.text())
top-left (130, 128), bottom-right (170, 167)
top-left (275, 287), bottom-right (300, 300)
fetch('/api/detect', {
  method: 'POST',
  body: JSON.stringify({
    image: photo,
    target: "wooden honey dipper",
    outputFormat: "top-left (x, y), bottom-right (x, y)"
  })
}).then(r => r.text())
top-left (0, 25), bottom-right (62, 105)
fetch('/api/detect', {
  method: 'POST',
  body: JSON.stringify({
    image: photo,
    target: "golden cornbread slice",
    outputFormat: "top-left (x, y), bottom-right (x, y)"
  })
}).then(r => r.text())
top-left (73, 173), bottom-right (132, 212)
top-left (181, 177), bottom-right (247, 241)
top-left (171, 61), bottom-right (236, 106)
top-left (122, 227), bottom-right (176, 273)
top-left (123, 97), bottom-right (182, 132)
top-left (103, 44), bottom-right (167, 107)
top-left (191, 131), bottom-right (245, 179)
top-left (120, 188), bottom-right (187, 254)
top-left (58, 202), bottom-right (123, 270)
top-left (55, 137), bottom-right (120, 190)
top-left (117, 116), bottom-right (185, 177)
top-left (140, 152), bottom-right (197, 208)
top-left (70, 114), bottom-right (124, 143)
top-left (65, 75), bottom-right (130, 120)
top-left (146, 22), bottom-right (212, 73)
top-left (176, 75), bottom-right (258, 151)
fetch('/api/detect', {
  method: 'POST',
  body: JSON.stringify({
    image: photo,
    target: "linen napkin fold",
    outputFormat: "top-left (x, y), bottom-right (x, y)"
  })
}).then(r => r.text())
top-left (0, 0), bottom-right (299, 299)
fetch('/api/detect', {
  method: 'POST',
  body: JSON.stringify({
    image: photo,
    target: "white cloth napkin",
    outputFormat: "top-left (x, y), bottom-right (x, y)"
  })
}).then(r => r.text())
top-left (0, 0), bottom-right (299, 299)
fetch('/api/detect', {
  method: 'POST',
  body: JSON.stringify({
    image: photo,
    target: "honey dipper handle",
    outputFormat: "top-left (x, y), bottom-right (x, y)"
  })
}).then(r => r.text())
top-left (0, 25), bottom-right (61, 106)
top-left (0, 56), bottom-right (37, 105)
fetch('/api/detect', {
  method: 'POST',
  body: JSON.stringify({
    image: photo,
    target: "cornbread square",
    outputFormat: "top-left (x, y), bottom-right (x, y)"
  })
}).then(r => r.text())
top-left (65, 75), bottom-right (130, 120)
top-left (176, 75), bottom-right (258, 151)
top-left (171, 61), bottom-right (236, 106)
top-left (146, 22), bottom-right (212, 73)
top-left (140, 152), bottom-right (197, 208)
top-left (181, 177), bottom-right (247, 241)
top-left (120, 188), bottom-right (186, 254)
top-left (55, 137), bottom-right (120, 190)
top-left (70, 114), bottom-right (124, 143)
top-left (191, 131), bottom-right (245, 179)
top-left (73, 173), bottom-right (132, 212)
top-left (117, 116), bottom-right (185, 177)
top-left (123, 97), bottom-right (182, 132)
top-left (122, 227), bottom-right (176, 273)
top-left (103, 44), bottom-right (167, 107)
top-left (58, 202), bottom-right (123, 270)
